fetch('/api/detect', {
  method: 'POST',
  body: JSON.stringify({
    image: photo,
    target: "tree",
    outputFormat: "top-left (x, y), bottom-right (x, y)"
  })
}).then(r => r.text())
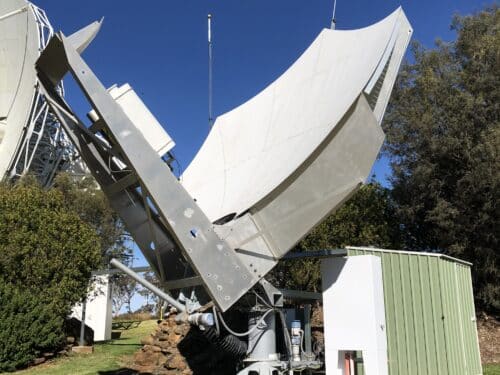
top-left (111, 276), bottom-right (129, 317)
top-left (112, 274), bottom-right (139, 316)
top-left (123, 279), bottom-right (138, 314)
top-left (52, 173), bottom-right (131, 265)
top-left (0, 179), bottom-right (102, 369)
top-left (0, 179), bottom-right (102, 313)
top-left (137, 271), bottom-right (160, 313)
top-left (383, 6), bottom-right (499, 311)
top-left (0, 284), bottom-right (63, 372)
top-left (271, 182), bottom-right (401, 292)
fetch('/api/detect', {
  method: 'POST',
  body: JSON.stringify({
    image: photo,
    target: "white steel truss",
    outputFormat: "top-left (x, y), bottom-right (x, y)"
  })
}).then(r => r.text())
top-left (7, 3), bottom-right (77, 186)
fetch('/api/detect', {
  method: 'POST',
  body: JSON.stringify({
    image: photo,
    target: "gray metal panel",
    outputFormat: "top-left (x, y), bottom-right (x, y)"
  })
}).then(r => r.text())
top-left (222, 95), bottom-right (384, 278)
top-left (36, 31), bottom-right (256, 311)
top-left (37, 20), bottom-right (102, 86)
top-left (66, 19), bottom-right (102, 54)
top-left (37, 84), bottom-right (163, 275)
top-left (252, 95), bottom-right (383, 254)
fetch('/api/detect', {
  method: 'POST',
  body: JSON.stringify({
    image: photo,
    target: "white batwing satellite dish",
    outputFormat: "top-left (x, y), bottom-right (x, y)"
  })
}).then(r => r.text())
top-left (34, 7), bottom-right (412, 311)
top-left (180, 8), bottom-right (413, 282)
top-left (182, 8), bottom-right (411, 224)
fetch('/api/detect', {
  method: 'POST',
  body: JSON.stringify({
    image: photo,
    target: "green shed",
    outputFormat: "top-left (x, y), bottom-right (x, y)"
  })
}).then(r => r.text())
top-left (346, 246), bottom-right (482, 375)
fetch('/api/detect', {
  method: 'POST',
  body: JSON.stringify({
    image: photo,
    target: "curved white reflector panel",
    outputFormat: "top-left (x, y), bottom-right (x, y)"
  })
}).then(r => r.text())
top-left (182, 8), bottom-right (412, 224)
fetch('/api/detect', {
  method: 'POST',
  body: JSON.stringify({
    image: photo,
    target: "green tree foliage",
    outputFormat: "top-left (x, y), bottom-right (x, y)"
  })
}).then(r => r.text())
top-left (52, 173), bottom-right (131, 265)
top-left (0, 178), bottom-right (103, 370)
top-left (51, 172), bottom-right (136, 317)
top-left (0, 284), bottom-right (63, 372)
top-left (383, 6), bottom-right (499, 310)
top-left (271, 183), bottom-right (401, 291)
top-left (0, 179), bottom-right (102, 309)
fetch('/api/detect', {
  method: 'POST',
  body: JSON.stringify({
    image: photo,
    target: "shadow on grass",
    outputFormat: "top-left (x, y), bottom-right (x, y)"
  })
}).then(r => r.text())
top-left (97, 368), bottom-right (138, 375)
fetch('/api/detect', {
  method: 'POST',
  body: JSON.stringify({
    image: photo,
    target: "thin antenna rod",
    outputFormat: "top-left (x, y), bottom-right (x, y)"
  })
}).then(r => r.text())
top-left (208, 14), bottom-right (214, 129)
top-left (330, 0), bottom-right (337, 29)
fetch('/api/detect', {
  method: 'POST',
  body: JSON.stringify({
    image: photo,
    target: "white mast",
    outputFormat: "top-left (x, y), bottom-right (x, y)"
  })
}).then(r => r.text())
top-left (330, 0), bottom-right (337, 29)
top-left (208, 14), bottom-right (214, 129)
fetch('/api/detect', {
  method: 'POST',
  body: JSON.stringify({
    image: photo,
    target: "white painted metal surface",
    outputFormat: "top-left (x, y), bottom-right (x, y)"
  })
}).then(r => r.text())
top-left (72, 275), bottom-right (113, 342)
top-left (321, 256), bottom-right (388, 375)
top-left (88, 83), bottom-right (175, 157)
top-left (0, 0), bottom-right (38, 177)
top-left (182, 8), bottom-right (412, 223)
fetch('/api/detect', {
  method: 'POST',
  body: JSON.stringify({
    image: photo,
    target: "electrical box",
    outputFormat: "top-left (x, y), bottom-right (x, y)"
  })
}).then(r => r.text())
top-left (322, 255), bottom-right (388, 375)
top-left (88, 83), bottom-right (175, 156)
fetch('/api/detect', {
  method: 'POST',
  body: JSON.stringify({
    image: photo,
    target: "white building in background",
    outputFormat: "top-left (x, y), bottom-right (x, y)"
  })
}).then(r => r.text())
top-left (71, 274), bottom-right (113, 342)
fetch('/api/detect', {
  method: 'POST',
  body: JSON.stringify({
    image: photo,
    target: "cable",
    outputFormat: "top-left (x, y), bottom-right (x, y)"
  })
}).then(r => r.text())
top-left (299, 329), bottom-right (316, 360)
top-left (4, 9), bottom-right (29, 121)
top-left (217, 309), bottom-right (274, 337)
top-left (212, 305), bottom-right (220, 336)
top-left (202, 327), bottom-right (248, 358)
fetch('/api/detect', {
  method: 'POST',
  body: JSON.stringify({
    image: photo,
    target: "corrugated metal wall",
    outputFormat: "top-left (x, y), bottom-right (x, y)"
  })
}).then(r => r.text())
top-left (346, 247), bottom-right (482, 375)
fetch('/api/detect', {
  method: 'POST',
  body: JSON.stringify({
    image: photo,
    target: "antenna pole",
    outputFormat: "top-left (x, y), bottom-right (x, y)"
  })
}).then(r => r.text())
top-left (330, 0), bottom-right (337, 29)
top-left (208, 14), bottom-right (214, 129)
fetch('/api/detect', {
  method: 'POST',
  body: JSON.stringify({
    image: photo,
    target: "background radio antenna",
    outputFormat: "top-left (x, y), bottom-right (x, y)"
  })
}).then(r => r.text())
top-left (208, 14), bottom-right (214, 129)
top-left (330, 0), bottom-right (337, 29)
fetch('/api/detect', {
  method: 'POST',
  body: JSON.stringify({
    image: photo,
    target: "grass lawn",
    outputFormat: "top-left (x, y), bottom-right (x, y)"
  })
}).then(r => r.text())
top-left (15, 320), bottom-right (157, 375)
top-left (485, 364), bottom-right (500, 375)
top-left (11, 320), bottom-right (499, 374)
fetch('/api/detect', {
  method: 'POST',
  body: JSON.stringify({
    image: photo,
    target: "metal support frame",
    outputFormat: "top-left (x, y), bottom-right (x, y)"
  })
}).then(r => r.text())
top-left (35, 27), bottom-right (258, 311)
top-left (6, 3), bottom-right (76, 186)
top-left (283, 249), bottom-right (347, 260)
top-left (79, 299), bottom-right (86, 346)
top-left (259, 279), bottom-right (283, 307)
top-left (247, 308), bottom-right (277, 362)
top-left (304, 304), bottom-right (312, 355)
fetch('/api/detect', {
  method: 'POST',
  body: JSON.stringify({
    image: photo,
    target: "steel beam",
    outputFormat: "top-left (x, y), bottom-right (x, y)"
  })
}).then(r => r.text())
top-left (110, 258), bottom-right (186, 312)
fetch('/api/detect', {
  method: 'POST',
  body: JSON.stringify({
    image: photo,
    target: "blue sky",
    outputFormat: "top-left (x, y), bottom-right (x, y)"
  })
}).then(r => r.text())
top-left (39, 0), bottom-right (488, 176)
top-left (37, 0), bottom-right (490, 310)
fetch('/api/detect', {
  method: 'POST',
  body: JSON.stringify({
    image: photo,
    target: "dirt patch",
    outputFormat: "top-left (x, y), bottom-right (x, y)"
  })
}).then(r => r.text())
top-left (477, 313), bottom-right (500, 364)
